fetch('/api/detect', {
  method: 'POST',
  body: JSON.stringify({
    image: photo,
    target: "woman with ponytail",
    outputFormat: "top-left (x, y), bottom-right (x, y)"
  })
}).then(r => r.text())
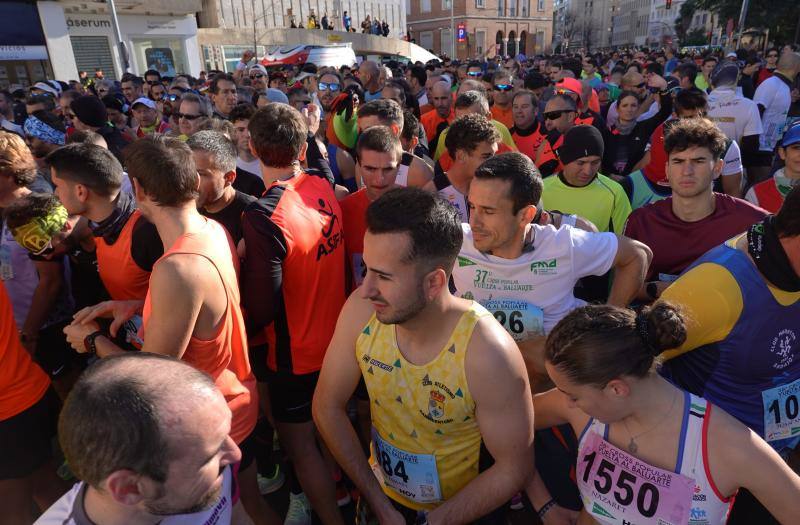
top-left (532, 303), bottom-right (800, 525)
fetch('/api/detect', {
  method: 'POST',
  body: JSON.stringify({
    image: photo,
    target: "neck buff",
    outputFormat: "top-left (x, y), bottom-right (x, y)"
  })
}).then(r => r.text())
top-left (11, 203), bottom-right (68, 255)
top-left (747, 215), bottom-right (800, 292)
top-left (89, 191), bottom-right (137, 245)
top-left (23, 115), bottom-right (65, 145)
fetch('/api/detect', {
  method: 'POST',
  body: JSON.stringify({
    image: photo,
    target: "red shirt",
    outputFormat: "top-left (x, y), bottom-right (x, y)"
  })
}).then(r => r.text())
top-left (241, 171), bottom-right (346, 375)
top-left (142, 218), bottom-right (258, 444)
top-left (624, 193), bottom-right (768, 281)
top-left (642, 121), bottom-right (669, 184)
top-left (490, 105), bottom-right (514, 129)
top-left (0, 281), bottom-right (50, 421)
top-left (341, 188), bottom-right (370, 291)
top-left (511, 121), bottom-right (545, 162)
top-left (420, 108), bottom-right (454, 144)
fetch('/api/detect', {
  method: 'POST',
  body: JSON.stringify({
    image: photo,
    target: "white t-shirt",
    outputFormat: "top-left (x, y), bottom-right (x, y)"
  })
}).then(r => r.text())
top-left (36, 465), bottom-right (236, 525)
top-left (237, 156), bottom-right (262, 176)
top-left (451, 223), bottom-right (618, 338)
top-left (721, 139), bottom-right (743, 177)
top-left (707, 87), bottom-right (763, 143)
top-left (434, 171), bottom-right (468, 222)
top-left (753, 75), bottom-right (792, 152)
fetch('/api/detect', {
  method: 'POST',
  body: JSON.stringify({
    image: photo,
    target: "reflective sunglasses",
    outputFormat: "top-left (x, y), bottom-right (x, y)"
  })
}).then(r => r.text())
top-left (318, 82), bottom-right (341, 92)
top-left (543, 109), bottom-right (573, 120)
top-left (175, 112), bottom-right (202, 120)
top-left (467, 71), bottom-right (483, 77)
top-left (494, 84), bottom-right (513, 92)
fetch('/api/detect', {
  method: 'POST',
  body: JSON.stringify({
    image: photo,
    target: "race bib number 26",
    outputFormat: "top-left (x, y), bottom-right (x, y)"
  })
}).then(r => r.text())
top-left (577, 432), bottom-right (694, 525)
top-left (482, 298), bottom-right (544, 342)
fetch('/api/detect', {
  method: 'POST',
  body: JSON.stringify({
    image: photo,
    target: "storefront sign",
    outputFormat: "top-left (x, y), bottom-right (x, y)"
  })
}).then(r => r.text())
top-left (0, 45), bottom-right (48, 60)
top-left (457, 23), bottom-right (467, 43)
top-left (67, 17), bottom-right (112, 29)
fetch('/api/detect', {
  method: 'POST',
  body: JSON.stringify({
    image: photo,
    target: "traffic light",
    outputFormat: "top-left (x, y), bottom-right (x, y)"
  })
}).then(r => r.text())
top-left (665, 0), bottom-right (672, 9)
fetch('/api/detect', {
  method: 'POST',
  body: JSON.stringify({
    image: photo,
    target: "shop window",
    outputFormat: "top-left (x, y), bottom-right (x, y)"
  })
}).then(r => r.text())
top-left (132, 38), bottom-right (188, 77)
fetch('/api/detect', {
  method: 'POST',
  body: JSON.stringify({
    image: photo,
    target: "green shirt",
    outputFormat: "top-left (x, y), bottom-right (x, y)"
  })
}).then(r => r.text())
top-left (695, 74), bottom-right (709, 91)
top-left (541, 173), bottom-right (632, 234)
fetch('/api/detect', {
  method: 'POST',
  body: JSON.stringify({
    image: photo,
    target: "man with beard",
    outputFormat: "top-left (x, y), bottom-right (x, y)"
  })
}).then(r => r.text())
top-left (36, 353), bottom-right (253, 524)
top-left (313, 187), bottom-right (535, 524)
top-left (359, 60), bottom-right (384, 102)
top-left (316, 71), bottom-right (358, 190)
top-left (248, 64), bottom-right (269, 92)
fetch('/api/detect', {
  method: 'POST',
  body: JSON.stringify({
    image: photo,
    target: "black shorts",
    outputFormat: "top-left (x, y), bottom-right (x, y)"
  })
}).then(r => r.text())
top-left (237, 428), bottom-right (258, 471)
top-left (36, 320), bottom-right (85, 377)
top-left (248, 344), bottom-right (270, 383)
top-left (266, 370), bottom-right (319, 424)
top-left (0, 388), bottom-right (59, 480)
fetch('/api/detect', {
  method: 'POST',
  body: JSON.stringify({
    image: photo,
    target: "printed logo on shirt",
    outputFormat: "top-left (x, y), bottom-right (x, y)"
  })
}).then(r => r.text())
top-left (530, 258), bottom-right (558, 275)
top-left (770, 329), bottom-right (797, 370)
top-left (457, 256), bottom-right (477, 267)
top-left (315, 198), bottom-right (343, 260)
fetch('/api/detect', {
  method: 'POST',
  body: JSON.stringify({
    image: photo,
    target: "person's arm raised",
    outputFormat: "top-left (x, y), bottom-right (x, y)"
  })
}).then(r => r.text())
top-left (313, 293), bottom-right (405, 525)
top-left (427, 316), bottom-right (535, 525)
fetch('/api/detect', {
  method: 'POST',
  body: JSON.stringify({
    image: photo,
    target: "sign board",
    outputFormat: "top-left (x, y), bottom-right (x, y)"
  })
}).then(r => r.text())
top-left (457, 23), bottom-right (467, 43)
top-left (0, 45), bottom-right (48, 60)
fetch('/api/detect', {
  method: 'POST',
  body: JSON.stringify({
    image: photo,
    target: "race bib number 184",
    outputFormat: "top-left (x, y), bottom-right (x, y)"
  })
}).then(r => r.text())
top-left (371, 429), bottom-right (442, 504)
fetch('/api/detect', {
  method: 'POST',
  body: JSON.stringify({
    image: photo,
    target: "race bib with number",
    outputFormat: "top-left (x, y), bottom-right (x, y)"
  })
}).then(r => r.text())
top-left (762, 377), bottom-right (800, 442)
top-left (481, 298), bottom-right (544, 341)
top-left (577, 431), bottom-right (694, 525)
top-left (371, 428), bottom-right (442, 504)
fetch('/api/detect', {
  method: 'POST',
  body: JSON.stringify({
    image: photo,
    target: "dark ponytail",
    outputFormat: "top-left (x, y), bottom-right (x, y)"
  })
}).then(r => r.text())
top-left (545, 303), bottom-right (687, 387)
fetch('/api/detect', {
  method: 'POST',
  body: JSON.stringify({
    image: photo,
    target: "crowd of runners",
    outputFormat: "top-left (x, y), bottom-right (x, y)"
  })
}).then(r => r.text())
top-left (1, 43), bottom-right (800, 525)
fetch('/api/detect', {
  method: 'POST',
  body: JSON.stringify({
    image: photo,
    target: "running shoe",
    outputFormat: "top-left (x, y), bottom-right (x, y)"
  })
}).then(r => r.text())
top-left (257, 464), bottom-right (285, 495)
top-left (284, 492), bottom-right (313, 525)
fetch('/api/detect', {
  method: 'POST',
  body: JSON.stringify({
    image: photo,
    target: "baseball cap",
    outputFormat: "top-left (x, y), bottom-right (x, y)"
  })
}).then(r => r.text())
top-left (265, 88), bottom-right (289, 104)
top-left (555, 77), bottom-right (583, 96)
top-left (781, 119), bottom-right (800, 148)
top-left (294, 72), bottom-right (315, 83)
top-left (32, 81), bottom-right (60, 97)
top-left (249, 64), bottom-right (268, 76)
top-left (131, 97), bottom-right (157, 110)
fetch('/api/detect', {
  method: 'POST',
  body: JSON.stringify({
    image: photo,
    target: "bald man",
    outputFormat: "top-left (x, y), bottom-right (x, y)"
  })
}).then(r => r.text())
top-left (457, 79), bottom-right (487, 97)
top-left (359, 60), bottom-right (383, 101)
top-left (605, 70), bottom-right (659, 127)
top-left (421, 80), bottom-right (455, 147)
top-left (38, 353), bottom-right (253, 524)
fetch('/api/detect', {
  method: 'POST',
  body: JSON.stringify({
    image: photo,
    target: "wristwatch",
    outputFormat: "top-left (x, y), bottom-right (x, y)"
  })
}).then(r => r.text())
top-left (83, 330), bottom-right (105, 355)
top-left (646, 282), bottom-right (659, 300)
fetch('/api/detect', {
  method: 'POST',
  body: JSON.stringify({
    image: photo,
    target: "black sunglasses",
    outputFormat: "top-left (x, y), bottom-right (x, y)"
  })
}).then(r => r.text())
top-left (250, 73), bottom-right (266, 79)
top-left (175, 112), bottom-right (202, 120)
top-left (543, 109), bottom-right (573, 120)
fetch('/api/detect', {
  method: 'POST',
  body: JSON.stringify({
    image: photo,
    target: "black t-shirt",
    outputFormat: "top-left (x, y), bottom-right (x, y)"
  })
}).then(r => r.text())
top-left (130, 216), bottom-right (164, 271)
top-left (234, 168), bottom-right (266, 198)
top-left (201, 190), bottom-right (256, 245)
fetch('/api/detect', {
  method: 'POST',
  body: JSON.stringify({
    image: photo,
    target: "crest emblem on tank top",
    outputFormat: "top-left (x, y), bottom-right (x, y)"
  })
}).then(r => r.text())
top-left (770, 329), bottom-right (797, 370)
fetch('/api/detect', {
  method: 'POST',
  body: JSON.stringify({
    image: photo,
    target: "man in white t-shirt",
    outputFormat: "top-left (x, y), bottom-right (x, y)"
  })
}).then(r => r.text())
top-left (36, 354), bottom-right (252, 525)
top-left (707, 61), bottom-right (762, 170)
top-left (451, 152), bottom-right (651, 376)
top-left (752, 52), bottom-right (800, 182)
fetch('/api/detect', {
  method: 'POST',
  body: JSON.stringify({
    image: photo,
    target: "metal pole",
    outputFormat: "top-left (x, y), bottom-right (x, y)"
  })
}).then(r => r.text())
top-left (107, 0), bottom-right (130, 73)
top-left (735, 0), bottom-right (750, 50)
top-left (451, 0), bottom-right (455, 58)
top-left (253, 0), bottom-right (258, 52)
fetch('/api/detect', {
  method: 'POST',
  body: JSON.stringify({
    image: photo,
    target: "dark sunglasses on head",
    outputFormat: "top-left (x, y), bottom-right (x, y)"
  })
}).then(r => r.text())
top-left (543, 109), bottom-right (573, 120)
top-left (318, 82), bottom-right (341, 92)
top-left (494, 84), bottom-right (513, 92)
top-left (175, 112), bottom-right (202, 120)
top-left (467, 71), bottom-right (482, 77)
top-left (250, 73), bottom-right (265, 79)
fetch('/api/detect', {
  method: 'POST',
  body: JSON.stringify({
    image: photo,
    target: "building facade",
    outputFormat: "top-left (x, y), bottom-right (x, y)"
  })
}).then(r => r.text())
top-left (559, 0), bottom-right (619, 52)
top-left (407, 0), bottom-right (554, 60)
top-left (646, 0), bottom-right (681, 48)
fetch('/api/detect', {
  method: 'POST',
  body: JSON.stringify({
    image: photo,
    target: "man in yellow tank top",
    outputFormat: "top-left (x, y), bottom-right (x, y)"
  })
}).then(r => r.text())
top-left (313, 187), bottom-right (535, 524)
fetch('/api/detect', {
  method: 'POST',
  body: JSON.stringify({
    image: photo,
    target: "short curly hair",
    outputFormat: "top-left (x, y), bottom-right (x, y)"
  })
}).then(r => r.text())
top-left (445, 114), bottom-right (500, 159)
top-left (0, 131), bottom-right (37, 186)
top-left (664, 117), bottom-right (727, 161)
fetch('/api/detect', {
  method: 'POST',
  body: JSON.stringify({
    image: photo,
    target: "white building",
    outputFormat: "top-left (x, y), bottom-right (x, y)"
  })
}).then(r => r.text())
top-left (646, 0), bottom-right (682, 47)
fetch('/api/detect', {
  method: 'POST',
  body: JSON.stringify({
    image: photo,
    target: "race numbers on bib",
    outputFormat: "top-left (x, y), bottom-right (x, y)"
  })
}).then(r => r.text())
top-left (371, 429), bottom-right (442, 504)
top-left (482, 299), bottom-right (544, 341)
top-left (577, 432), bottom-right (694, 525)
top-left (762, 378), bottom-right (800, 442)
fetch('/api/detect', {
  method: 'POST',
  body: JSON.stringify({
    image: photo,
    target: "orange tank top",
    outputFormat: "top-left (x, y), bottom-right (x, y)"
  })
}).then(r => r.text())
top-left (95, 210), bottom-right (151, 301)
top-left (142, 219), bottom-right (258, 444)
top-left (0, 282), bottom-right (50, 421)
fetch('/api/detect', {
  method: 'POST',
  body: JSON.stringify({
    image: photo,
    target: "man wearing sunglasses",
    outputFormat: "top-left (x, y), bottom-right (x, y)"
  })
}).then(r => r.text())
top-left (534, 94), bottom-right (577, 177)
top-left (490, 70), bottom-right (515, 129)
top-left (249, 65), bottom-right (269, 91)
top-left (466, 61), bottom-right (483, 79)
top-left (143, 69), bottom-right (162, 97)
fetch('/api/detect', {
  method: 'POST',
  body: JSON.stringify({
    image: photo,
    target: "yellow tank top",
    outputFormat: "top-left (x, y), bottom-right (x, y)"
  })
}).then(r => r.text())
top-left (357, 302), bottom-right (489, 510)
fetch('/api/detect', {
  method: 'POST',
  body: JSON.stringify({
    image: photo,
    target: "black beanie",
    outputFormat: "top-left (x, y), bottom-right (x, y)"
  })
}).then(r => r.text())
top-left (71, 96), bottom-right (109, 128)
top-left (556, 125), bottom-right (605, 165)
